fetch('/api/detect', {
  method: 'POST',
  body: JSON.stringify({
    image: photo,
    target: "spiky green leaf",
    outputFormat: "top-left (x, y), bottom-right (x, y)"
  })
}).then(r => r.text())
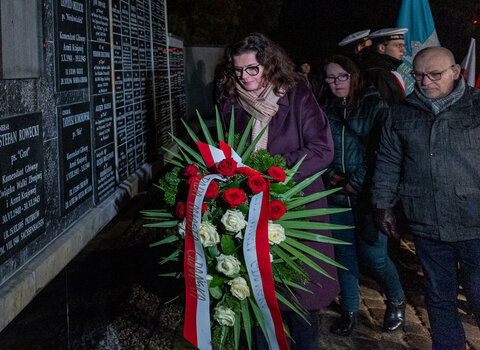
top-left (196, 110), bottom-right (215, 145)
top-left (280, 242), bottom-right (334, 279)
top-left (169, 133), bottom-right (206, 166)
top-left (215, 105), bottom-right (225, 143)
top-left (285, 188), bottom-right (343, 209)
top-left (285, 228), bottom-right (350, 245)
top-left (278, 220), bottom-right (354, 230)
top-left (279, 170), bottom-right (326, 200)
top-left (236, 116), bottom-right (255, 155)
top-left (181, 118), bottom-right (201, 143)
top-left (280, 207), bottom-right (351, 221)
top-left (143, 220), bottom-right (179, 228)
top-left (228, 107), bottom-right (235, 147)
top-left (159, 250), bottom-right (180, 265)
top-left (149, 235), bottom-right (180, 247)
top-left (241, 299), bottom-right (252, 350)
top-left (241, 125), bottom-right (268, 161)
top-left (285, 237), bottom-right (347, 270)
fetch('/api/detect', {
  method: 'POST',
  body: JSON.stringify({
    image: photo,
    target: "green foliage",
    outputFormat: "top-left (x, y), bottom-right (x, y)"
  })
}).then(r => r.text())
top-left (158, 167), bottom-right (183, 205)
top-left (244, 149), bottom-right (286, 173)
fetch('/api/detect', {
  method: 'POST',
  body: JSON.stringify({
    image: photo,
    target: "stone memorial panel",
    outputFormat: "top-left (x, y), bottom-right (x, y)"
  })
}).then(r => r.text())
top-left (0, 113), bottom-right (46, 265)
top-left (58, 102), bottom-right (92, 215)
top-left (54, 0), bottom-right (88, 91)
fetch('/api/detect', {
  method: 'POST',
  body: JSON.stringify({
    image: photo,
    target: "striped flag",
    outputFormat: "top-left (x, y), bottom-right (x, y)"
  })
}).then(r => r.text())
top-left (397, 0), bottom-right (440, 94)
top-left (461, 38), bottom-right (476, 87)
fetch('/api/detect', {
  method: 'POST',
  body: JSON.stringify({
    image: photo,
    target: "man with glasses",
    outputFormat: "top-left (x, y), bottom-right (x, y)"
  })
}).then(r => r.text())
top-left (359, 28), bottom-right (408, 105)
top-left (372, 46), bottom-right (480, 350)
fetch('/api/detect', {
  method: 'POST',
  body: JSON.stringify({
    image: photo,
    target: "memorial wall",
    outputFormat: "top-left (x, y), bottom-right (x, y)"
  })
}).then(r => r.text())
top-left (0, 0), bottom-right (185, 315)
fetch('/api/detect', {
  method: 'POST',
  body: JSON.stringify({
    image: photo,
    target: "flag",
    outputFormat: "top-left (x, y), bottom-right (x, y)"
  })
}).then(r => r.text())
top-left (397, 0), bottom-right (440, 94)
top-left (461, 38), bottom-right (476, 87)
top-left (475, 73), bottom-right (480, 89)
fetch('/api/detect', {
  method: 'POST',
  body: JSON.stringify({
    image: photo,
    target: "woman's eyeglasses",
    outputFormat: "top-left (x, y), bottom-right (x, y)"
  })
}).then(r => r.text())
top-left (233, 64), bottom-right (261, 77)
top-left (325, 73), bottom-right (351, 84)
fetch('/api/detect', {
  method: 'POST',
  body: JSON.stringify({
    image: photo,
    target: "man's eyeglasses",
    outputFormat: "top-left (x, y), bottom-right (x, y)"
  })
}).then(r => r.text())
top-left (325, 73), bottom-right (351, 84)
top-left (410, 65), bottom-right (455, 81)
top-left (233, 64), bottom-right (261, 77)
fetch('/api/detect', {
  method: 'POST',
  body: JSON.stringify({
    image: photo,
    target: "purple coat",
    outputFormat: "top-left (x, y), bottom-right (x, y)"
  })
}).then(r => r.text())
top-left (219, 81), bottom-right (339, 310)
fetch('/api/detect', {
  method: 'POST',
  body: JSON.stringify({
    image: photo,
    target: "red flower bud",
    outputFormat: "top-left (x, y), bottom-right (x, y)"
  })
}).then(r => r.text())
top-left (176, 202), bottom-right (186, 219)
top-left (269, 200), bottom-right (287, 220)
top-left (205, 181), bottom-right (219, 199)
top-left (217, 157), bottom-right (237, 176)
top-left (268, 167), bottom-right (286, 182)
top-left (222, 188), bottom-right (247, 208)
top-left (184, 164), bottom-right (199, 178)
top-left (248, 174), bottom-right (267, 194)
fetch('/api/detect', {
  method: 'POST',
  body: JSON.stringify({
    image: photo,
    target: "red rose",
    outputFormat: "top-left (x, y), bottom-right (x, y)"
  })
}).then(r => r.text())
top-left (184, 164), bottom-right (199, 177)
top-left (248, 174), bottom-right (267, 193)
top-left (202, 203), bottom-right (208, 213)
top-left (222, 188), bottom-right (247, 208)
top-left (176, 202), bottom-right (186, 219)
top-left (205, 181), bottom-right (219, 199)
top-left (235, 167), bottom-right (259, 176)
top-left (268, 167), bottom-right (286, 182)
top-left (269, 200), bottom-right (287, 220)
top-left (217, 157), bottom-right (237, 176)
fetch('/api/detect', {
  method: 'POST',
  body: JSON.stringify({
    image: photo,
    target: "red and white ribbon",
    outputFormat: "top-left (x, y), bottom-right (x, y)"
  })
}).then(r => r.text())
top-left (243, 182), bottom-right (289, 350)
top-left (184, 174), bottom-right (226, 349)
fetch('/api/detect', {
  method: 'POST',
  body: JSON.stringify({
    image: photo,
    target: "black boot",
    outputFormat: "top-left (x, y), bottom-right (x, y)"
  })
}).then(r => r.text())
top-left (330, 311), bottom-right (357, 336)
top-left (383, 299), bottom-right (405, 331)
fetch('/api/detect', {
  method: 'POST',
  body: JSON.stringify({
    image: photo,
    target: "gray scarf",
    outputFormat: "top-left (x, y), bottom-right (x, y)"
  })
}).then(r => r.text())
top-left (414, 78), bottom-right (465, 115)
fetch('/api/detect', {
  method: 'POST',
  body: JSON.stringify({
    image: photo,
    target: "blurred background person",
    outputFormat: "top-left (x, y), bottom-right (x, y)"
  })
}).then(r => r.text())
top-left (359, 28), bottom-right (408, 106)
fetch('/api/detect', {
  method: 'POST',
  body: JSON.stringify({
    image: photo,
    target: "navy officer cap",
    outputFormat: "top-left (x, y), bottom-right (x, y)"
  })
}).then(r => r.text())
top-left (338, 29), bottom-right (371, 47)
top-left (369, 28), bottom-right (408, 41)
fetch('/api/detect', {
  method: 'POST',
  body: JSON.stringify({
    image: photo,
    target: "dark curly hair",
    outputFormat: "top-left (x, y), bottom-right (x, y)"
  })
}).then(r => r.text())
top-left (317, 55), bottom-right (366, 107)
top-left (216, 33), bottom-right (301, 102)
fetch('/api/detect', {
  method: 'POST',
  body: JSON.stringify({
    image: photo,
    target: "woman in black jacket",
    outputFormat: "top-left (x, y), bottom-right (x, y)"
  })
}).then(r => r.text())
top-left (318, 55), bottom-right (405, 336)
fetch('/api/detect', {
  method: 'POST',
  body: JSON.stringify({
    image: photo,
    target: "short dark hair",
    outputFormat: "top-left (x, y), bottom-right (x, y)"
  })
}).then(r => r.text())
top-left (216, 33), bottom-right (300, 101)
top-left (318, 55), bottom-right (365, 107)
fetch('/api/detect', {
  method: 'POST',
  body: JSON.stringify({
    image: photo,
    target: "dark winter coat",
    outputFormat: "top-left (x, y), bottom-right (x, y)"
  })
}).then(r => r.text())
top-left (219, 81), bottom-right (339, 309)
top-left (372, 85), bottom-right (480, 242)
top-left (360, 52), bottom-right (406, 106)
top-left (323, 86), bottom-right (389, 208)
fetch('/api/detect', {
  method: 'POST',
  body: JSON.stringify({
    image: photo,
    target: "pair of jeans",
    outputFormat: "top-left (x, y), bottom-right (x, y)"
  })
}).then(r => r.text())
top-left (414, 236), bottom-right (480, 350)
top-left (329, 205), bottom-right (404, 312)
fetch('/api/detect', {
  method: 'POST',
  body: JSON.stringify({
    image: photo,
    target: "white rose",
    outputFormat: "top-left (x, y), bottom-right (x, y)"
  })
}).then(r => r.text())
top-left (221, 209), bottom-right (247, 233)
top-left (270, 253), bottom-right (273, 262)
top-left (235, 231), bottom-right (243, 240)
top-left (178, 218), bottom-right (186, 237)
top-left (214, 305), bottom-right (235, 326)
top-left (199, 221), bottom-right (220, 247)
top-left (206, 274), bottom-right (213, 281)
top-left (228, 277), bottom-right (250, 300)
top-left (216, 254), bottom-right (241, 276)
top-left (268, 221), bottom-right (286, 245)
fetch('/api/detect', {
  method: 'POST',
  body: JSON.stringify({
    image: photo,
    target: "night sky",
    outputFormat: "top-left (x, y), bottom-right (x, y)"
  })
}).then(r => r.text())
top-left (269, 0), bottom-right (479, 72)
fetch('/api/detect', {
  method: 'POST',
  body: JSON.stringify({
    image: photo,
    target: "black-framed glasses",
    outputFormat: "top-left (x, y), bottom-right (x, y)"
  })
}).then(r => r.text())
top-left (410, 65), bottom-right (455, 81)
top-left (325, 73), bottom-right (350, 84)
top-left (233, 64), bottom-right (261, 77)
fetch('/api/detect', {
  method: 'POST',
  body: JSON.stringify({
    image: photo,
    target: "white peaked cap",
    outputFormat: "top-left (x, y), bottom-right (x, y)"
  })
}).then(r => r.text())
top-left (369, 28), bottom-right (408, 40)
top-left (338, 29), bottom-right (371, 46)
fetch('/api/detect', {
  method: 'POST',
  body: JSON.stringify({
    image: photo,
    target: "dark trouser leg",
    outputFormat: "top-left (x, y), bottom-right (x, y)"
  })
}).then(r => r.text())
top-left (457, 239), bottom-right (480, 329)
top-left (414, 236), bottom-right (465, 350)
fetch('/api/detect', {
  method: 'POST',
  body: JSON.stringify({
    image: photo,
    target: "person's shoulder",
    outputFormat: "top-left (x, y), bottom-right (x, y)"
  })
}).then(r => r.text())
top-left (289, 79), bottom-right (311, 95)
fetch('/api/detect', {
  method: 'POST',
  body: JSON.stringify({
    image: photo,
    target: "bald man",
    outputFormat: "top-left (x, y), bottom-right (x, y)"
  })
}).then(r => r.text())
top-left (372, 46), bottom-right (480, 350)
